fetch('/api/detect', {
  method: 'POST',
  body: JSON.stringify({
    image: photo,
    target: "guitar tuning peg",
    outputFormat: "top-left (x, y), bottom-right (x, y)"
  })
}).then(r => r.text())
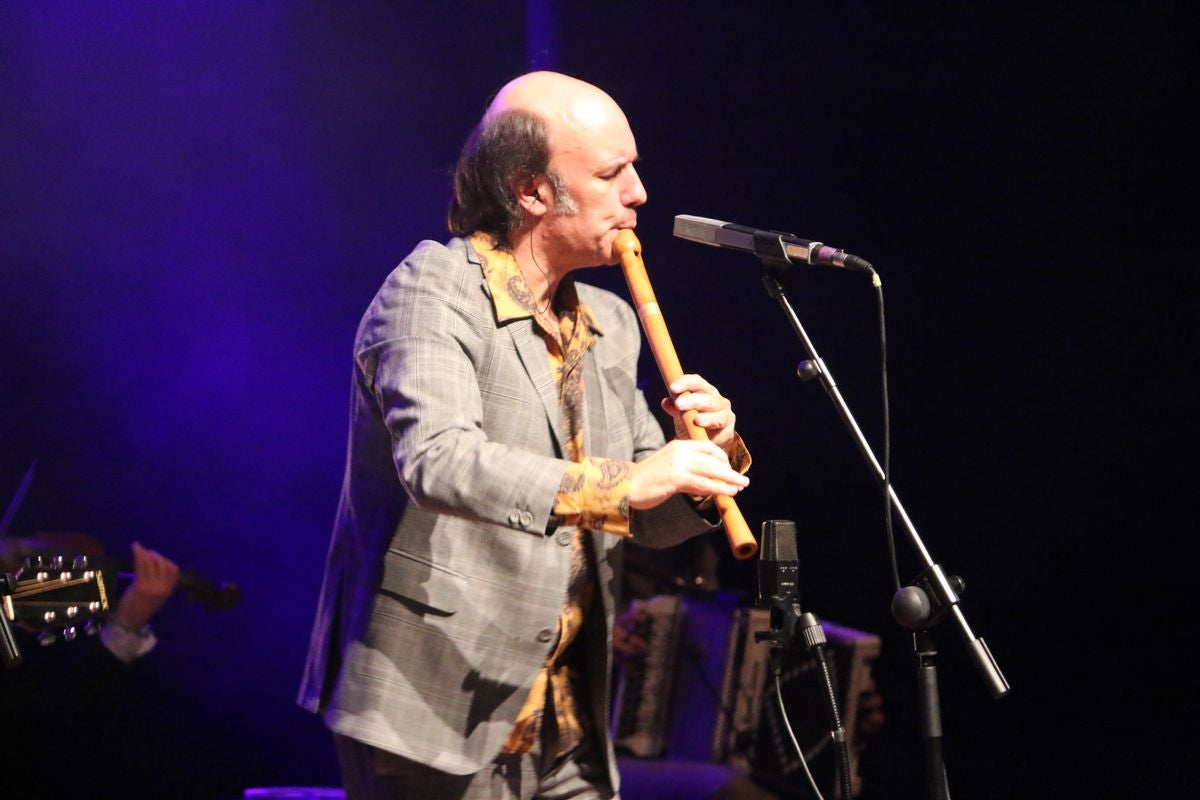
top-left (49, 555), bottom-right (65, 571)
top-left (85, 620), bottom-right (100, 636)
top-left (38, 630), bottom-right (58, 646)
top-left (73, 555), bottom-right (89, 570)
top-left (64, 626), bottom-right (78, 641)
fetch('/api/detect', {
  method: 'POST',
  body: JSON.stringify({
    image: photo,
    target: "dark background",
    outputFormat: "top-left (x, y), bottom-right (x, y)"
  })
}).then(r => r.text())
top-left (1, 3), bottom-right (1190, 798)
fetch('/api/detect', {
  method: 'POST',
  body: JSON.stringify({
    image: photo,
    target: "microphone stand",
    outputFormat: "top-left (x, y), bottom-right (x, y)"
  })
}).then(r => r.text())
top-left (757, 602), bottom-right (855, 800)
top-left (2, 459), bottom-right (37, 666)
top-left (2, 571), bottom-right (22, 668)
top-left (750, 238), bottom-right (1009, 798)
top-left (755, 519), bottom-right (854, 800)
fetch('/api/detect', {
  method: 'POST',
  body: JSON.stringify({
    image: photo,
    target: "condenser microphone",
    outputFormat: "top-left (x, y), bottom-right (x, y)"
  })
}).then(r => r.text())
top-left (758, 519), bottom-right (800, 609)
top-left (674, 214), bottom-right (874, 273)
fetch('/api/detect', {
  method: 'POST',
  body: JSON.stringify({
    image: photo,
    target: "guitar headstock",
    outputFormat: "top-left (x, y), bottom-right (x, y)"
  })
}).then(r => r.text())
top-left (1, 554), bottom-right (114, 645)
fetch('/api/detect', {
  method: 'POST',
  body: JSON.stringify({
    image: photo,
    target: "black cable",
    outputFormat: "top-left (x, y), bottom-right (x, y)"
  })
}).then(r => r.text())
top-left (774, 670), bottom-right (826, 800)
top-left (871, 268), bottom-right (901, 594)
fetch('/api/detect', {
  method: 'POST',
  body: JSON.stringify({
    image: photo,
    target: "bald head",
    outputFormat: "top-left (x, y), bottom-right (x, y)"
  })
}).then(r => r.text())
top-left (487, 72), bottom-right (630, 154)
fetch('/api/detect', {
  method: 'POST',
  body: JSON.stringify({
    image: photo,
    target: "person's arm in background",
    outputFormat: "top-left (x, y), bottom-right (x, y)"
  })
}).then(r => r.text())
top-left (101, 541), bottom-right (180, 663)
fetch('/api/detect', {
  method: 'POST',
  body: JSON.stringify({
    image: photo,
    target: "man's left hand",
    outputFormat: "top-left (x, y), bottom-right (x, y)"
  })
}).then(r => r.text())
top-left (661, 374), bottom-right (738, 453)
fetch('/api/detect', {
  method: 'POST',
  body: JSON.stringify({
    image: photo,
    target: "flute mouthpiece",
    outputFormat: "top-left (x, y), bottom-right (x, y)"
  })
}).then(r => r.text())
top-left (613, 229), bottom-right (641, 259)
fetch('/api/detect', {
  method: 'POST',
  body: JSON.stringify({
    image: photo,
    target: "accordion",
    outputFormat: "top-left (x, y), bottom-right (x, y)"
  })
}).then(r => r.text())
top-left (613, 595), bottom-right (881, 798)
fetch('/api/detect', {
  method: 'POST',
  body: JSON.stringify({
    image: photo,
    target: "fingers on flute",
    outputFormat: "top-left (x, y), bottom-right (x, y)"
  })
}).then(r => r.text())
top-left (662, 378), bottom-right (737, 448)
top-left (630, 440), bottom-right (748, 510)
top-left (668, 373), bottom-right (718, 397)
top-left (667, 376), bottom-right (730, 411)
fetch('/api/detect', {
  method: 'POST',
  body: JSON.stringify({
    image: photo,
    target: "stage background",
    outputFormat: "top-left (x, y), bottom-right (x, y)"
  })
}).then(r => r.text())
top-left (1, 3), bottom-right (1190, 797)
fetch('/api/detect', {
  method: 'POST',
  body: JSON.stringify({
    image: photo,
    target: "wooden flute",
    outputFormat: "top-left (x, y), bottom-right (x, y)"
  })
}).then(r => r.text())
top-left (613, 229), bottom-right (758, 560)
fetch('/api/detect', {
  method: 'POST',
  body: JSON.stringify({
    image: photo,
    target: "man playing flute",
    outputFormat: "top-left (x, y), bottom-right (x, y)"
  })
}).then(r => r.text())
top-left (299, 70), bottom-right (749, 800)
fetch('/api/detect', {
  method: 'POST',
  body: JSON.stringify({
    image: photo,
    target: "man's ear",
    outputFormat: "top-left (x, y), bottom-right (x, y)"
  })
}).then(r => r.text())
top-left (513, 174), bottom-right (549, 217)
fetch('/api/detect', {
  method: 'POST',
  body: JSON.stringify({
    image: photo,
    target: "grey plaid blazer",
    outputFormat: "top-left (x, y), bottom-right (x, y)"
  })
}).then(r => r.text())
top-left (298, 237), bottom-right (711, 790)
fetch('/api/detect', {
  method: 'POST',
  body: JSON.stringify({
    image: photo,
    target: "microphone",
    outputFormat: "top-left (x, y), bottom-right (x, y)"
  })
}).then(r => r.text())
top-left (758, 520), bottom-right (800, 631)
top-left (756, 519), bottom-right (825, 653)
top-left (674, 214), bottom-right (874, 273)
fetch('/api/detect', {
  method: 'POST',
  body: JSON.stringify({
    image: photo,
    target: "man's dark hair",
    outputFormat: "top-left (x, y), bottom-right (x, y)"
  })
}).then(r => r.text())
top-left (448, 108), bottom-right (550, 249)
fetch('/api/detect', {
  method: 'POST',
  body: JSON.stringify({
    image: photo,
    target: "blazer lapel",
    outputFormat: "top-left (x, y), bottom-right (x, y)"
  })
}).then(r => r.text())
top-left (507, 319), bottom-right (569, 457)
top-left (582, 347), bottom-right (608, 459)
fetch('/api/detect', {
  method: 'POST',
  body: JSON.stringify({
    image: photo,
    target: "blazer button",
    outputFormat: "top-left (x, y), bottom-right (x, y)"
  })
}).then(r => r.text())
top-left (556, 529), bottom-right (572, 546)
top-left (519, 510), bottom-right (533, 527)
top-left (508, 509), bottom-right (521, 526)
top-left (536, 627), bottom-right (554, 643)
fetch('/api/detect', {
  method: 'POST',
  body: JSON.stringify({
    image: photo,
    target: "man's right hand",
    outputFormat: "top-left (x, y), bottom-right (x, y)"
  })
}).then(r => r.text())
top-left (629, 439), bottom-right (748, 510)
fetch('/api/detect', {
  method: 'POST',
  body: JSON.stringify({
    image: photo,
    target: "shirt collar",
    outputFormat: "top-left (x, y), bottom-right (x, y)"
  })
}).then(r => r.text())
top-left (470, 233), bottom-right (603, 335)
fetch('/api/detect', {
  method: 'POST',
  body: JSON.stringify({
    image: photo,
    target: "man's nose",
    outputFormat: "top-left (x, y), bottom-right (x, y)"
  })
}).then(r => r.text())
top-left (623, 166), bottom-right (647, 207)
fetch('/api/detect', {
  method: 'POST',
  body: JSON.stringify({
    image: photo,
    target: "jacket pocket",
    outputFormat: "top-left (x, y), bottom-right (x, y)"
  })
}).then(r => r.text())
top-left (379, 547), bottom-right (464, 615)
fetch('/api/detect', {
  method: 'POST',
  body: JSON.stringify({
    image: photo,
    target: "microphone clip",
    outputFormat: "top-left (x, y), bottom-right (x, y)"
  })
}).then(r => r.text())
top-left (754, 599), bottom-right (827, 653)
top-left (752, 230), bottom-right (797, 273)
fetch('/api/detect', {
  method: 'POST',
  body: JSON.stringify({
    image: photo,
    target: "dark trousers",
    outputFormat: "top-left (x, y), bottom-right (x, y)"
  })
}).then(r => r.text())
top-left (334, 724), bottom-right (614, 800)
